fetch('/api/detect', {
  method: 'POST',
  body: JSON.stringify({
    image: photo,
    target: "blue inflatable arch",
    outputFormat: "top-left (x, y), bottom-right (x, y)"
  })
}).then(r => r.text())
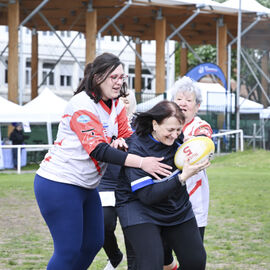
top-left (185, 63), bottom-right (227, 90)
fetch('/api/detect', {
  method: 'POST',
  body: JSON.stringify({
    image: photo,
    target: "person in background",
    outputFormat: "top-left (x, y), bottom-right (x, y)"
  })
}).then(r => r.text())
top-left (34, 53), bottom-right (172, 270)
top-left (9, 123), bottom-right (24, 168)
top-left (164, 76), bottom-right (213, 270)
top-left (99, 89), bottom-right (137, 270)
top-left (116, 100), bottom-right (210, 270)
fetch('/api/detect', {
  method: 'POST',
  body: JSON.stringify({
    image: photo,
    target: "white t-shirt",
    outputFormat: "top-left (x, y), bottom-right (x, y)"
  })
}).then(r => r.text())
top-left (37, 91), bottom-right (132, 189)
top-left (182, 116), bottom-right (213, 227)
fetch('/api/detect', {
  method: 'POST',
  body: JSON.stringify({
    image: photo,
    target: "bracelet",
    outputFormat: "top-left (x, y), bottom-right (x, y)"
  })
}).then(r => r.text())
top-left (139, 157), bottom-right (143, 168)
top-left (179, 175), bottom-right (186, 186)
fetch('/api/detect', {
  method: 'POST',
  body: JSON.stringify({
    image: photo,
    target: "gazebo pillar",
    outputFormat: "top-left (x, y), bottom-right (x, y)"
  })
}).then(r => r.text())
top-left (31, 28), bottom-right (38, 99)
top-left (85, 9), bottom-right (97, 64)
top-left (261, 52), bottom-right (269, 108)
top-left (135, 39), bottom-right (142, 102)
top-left (8, 0), bottom-right (19, 104)
top-left (180, 42), bottom-right (187, 77)
top-left (155, 16), bottom-right (166, 94)
top-left (217, 22), bottom-right (228, 79)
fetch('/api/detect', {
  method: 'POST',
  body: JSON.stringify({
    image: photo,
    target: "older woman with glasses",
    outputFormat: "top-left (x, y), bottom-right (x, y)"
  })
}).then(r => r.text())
top-left (164, 76), bottom-right (213, 270)
top-left (34, 53), bottom-right (172, 270)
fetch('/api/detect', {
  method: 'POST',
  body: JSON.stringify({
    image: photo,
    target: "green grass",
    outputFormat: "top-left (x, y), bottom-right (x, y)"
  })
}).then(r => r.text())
top-left (0, 150), bottom-right (270, 269)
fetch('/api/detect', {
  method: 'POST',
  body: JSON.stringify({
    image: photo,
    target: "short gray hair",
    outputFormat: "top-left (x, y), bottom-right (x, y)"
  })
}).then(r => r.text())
top-left (170, 76), bottom-right (202, 105)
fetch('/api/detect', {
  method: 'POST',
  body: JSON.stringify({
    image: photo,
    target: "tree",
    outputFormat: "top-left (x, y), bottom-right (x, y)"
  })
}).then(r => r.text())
top-left (175, 0), bottom-right (270, 80)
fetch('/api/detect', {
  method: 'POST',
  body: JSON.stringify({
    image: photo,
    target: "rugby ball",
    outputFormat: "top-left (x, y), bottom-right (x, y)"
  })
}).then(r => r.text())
top-left (174, 137), bottom-right (215, 170)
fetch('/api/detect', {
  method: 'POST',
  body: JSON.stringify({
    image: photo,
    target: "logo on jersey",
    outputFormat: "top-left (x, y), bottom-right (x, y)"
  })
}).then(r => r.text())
top-left (77, 115), bottom-right (91, 123)
top-left (81, 128), bottom-right (104, 145)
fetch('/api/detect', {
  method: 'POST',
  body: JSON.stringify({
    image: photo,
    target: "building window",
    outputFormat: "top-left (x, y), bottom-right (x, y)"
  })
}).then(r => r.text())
top-left (25, 61), bottom-right (31, 86)
top-left (42, 31), bottom-right (47, 36)
top-left (5, 70), bottom-right (8, 84)
top-left (42, 63), bottom-right (55, 86)
top-left (78, 63), bottom-right (84, 84)
top-left (60, 75), bottom-right (72, 86)
top-left (4, 60), bottom-right (8, 83)
top-left (128, 67), bottom-right (153, 91)
top-left (60, 63), bottom-right (73, 87)
top-left (110, 36), bottom-right (120, 42)
top-left (66, 75), bottom-right (71, 86)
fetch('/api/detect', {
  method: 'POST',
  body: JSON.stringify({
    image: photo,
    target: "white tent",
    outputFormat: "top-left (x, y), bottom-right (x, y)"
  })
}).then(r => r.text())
top-left (0, 88), bottom-right (68, 144)
top-left (22, 87), bottom-right (68, 123)
top-left (136, 83), bottom-right (263, 115)
top-left (260, 107), bottom-right (270, 119)
top-left (136, 94), bottom-right (164, 112)
top-left (22, 88), bottom-right (68, 144)
top-left (197, 83), bottom-right (264, 114)
top-left (0, 88), bottom-right (68, 124)
top-left (0, 96), bottom-right (25, 123)
top-left (221, 0), bottom-right (270, 16)
top-left (0, 97), bottom-right (26, 169)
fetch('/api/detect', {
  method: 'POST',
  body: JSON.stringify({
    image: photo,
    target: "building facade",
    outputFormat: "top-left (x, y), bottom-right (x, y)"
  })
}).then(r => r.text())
top-left (0, 26), bottom-right (175, 103)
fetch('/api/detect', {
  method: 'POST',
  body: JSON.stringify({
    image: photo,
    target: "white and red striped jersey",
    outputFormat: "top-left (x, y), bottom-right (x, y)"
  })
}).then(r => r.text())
top-left (37, 91), bottom-right (133, 189)
top-left (182, 116), bottom-right (213, 227)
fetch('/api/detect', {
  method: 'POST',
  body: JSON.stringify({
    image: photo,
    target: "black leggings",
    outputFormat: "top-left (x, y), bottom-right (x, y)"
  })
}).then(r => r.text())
top-left (123, 218), bottom-right (206, 270)
top-left (163, 226), bottom-right (205, 265)
top-left (103, 207), bottom-right (136, 269)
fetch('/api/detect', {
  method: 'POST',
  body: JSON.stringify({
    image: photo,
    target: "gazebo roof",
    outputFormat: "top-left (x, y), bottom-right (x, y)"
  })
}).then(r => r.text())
top-left (0, 0), bottom-right (269, 49)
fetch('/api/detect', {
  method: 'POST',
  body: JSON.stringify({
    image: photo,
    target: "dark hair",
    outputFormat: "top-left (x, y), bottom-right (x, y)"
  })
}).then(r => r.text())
top-left (134, 100), bottom-right (185, 136)
top-left (74, 53), bottom-right (128, 103)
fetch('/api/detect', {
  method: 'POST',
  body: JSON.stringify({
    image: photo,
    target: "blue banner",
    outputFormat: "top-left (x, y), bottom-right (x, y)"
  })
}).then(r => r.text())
top-left (185, 63), bottom-right (227, 90)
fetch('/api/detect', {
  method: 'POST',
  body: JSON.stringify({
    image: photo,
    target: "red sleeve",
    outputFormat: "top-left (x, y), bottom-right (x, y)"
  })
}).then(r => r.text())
top-left (193, 124), bottom-right (213, 138)
top-left (117, 107), bottom-right (133, 139)
top-left (70, 110), bottom-right (108, 155)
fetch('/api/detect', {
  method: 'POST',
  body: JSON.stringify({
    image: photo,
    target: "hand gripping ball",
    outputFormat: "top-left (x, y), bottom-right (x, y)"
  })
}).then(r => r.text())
top-left (174, 136), bottom-right (215, 170)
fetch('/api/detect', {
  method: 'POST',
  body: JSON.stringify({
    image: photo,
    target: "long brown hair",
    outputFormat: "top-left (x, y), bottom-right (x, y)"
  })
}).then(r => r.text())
top-left (74, 53), bottom-right (128, 103)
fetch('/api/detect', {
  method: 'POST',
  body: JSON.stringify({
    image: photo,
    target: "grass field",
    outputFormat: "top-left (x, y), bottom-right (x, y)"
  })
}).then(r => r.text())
top-left (0, 150), bottom-right (270, 270)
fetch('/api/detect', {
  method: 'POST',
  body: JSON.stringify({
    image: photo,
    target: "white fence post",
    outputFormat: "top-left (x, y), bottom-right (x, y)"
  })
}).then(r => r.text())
top-left (0, 144), bottom-right (53, 174)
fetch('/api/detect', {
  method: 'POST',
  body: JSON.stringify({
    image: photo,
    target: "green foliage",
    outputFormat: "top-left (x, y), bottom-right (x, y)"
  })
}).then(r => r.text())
top-left (174, 0), bottom-right (269, 81)
top-left (175, 43), bottom-right (180, 78)
top-left (252, 0), bottom-right (270, 8)
top-left (188, 45), bottom-right (216, 68)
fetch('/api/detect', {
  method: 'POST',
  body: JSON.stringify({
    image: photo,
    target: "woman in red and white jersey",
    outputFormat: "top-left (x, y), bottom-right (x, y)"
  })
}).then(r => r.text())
top-left (34, 53), bottom-right (172, 270)
top-left (164, 76), bottom-right (213, 270)
top-left (172, 76), bottom-right (213, 235)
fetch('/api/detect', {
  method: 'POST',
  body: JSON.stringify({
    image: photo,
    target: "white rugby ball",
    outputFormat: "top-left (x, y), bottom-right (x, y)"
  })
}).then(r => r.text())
top-left (174, 137), bottom-right (215, 170)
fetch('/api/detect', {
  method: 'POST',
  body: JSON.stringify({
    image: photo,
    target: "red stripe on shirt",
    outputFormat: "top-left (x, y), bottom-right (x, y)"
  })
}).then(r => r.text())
top-left (189, 179), bottom-right (202, 197)
top-left (90, 156), bottom-right (102, 175)
top-left (99, 99), bottom-right (111, 114)
top-left (117, 106), bottom-right (133, 138)
top-left (181, 118), bottom-right (195, 134)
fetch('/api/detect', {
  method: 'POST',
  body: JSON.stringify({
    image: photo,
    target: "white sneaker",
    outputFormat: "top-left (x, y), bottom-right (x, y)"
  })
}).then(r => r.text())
top-left (104, 261), bottom-right (116, 270)
top-left (104, 256), bottom-right (124, 270)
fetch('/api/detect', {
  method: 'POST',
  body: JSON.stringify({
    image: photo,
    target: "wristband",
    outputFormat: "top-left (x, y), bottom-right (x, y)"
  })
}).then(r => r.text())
top-left (179, 175), bottom-right (186, 186)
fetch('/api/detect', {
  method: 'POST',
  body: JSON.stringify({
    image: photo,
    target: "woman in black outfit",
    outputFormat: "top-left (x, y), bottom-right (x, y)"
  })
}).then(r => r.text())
top-left (116, 100), bottom-right (210, 270)
top-left (9, 123), bottom-right (24, 168)
top-left (99, 90), bottom-right (137, 270)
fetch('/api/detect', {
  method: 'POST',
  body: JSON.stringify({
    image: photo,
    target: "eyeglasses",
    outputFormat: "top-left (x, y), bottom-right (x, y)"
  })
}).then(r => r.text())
top-left (109, 74), bottom-right (128, 83)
